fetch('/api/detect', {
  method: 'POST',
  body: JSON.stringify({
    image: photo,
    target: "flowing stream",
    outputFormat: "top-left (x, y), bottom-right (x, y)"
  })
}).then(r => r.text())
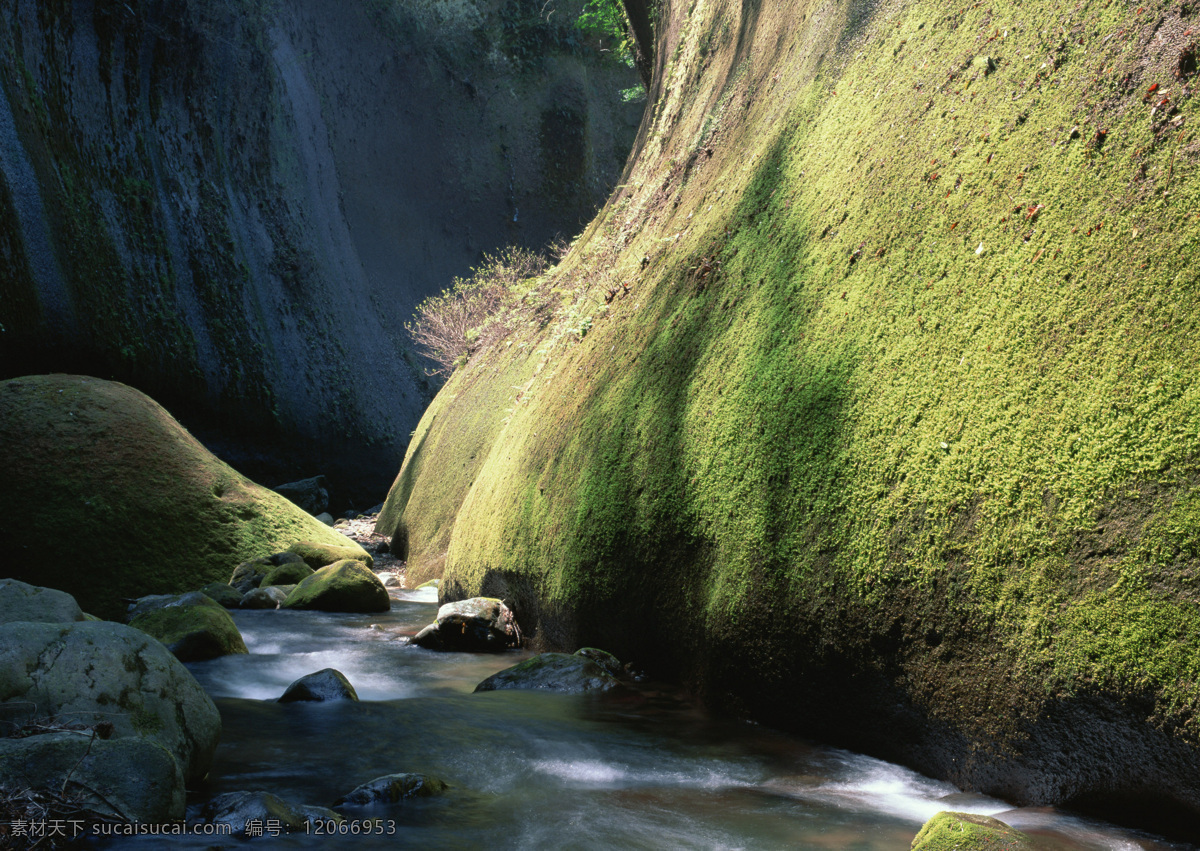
top-left (105, 584), bottom-right (1188, 849)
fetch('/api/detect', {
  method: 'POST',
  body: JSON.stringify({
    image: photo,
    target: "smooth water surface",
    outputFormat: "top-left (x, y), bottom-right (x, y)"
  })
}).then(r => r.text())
top-left (104, 585), bottom-right (1191, 849)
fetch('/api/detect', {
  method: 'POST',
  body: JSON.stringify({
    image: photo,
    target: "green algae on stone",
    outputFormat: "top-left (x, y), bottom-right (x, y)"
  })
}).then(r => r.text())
top-left (910, 813), bottom-right (1036, 851)
top-left (0, 375), bottom-right (360, 620)
top-left (261, 561), bottom-right (315, 587)
top-left (130, 601), bottom-right (249, 661)
top-left (287, 540), bottom-right (373, 571)
top-left (282, 560), bottom-right (389, 613)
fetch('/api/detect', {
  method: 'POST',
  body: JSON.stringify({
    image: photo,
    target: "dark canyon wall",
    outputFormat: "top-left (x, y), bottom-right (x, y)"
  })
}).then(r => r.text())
top-left (0, 0), bottom-right (640, 505)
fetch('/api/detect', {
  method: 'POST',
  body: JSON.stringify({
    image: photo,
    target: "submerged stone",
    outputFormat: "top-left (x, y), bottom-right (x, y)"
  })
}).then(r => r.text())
top-left (200, 790), bottom-right (342, 835)
top-left (474, 652), bottom-right (620, 693)
top-left (333, 773), bottom-right (447, 807)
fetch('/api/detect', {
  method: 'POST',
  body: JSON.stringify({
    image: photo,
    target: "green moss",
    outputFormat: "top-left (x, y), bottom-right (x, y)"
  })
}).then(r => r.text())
top-left (286, 541), bottom-right (373, 571)
top-left (911, 812), bottom-right (1035, 850)
top-left (282, 559), bottom-right (390, 613)
top-left (0, 376), bottom-right (358, 619)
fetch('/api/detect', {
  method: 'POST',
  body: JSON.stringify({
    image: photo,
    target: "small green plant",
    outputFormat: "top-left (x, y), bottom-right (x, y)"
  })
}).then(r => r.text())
top-left (406, 246), bottom-right (551, 375)
top-left (575, 0), bottom-right (633, 62)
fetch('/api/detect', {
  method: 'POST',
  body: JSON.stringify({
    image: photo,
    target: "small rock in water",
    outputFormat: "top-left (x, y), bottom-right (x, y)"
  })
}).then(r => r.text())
top-left (200, 790), bottom-right (342, 835)
top-left (278, 668), bottom-right (359, 703)
top-left (411, 597), bottom-right (517, 652)
top-left (333, 773), bottom-right (448, 807)
top-left (474, 652), bottom-right (620, 693)
top-left (282, 560), bottom-right (390, 613)
top-left (910, 812), bottom-right (1036, 850)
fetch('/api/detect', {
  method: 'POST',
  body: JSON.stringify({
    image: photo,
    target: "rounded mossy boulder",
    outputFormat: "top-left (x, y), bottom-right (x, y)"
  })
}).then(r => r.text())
top-left (130, 599), bottom-right (249, 661)
top-left (199, 582), bottom-right (244, 608)
top-left (287, 541), bottom-right (373, 571)
top-left (0, 375), bottom-right (359, 620)
top-left (262, 561), bottom-right (315, 587)
top-left (282, 560), bottom-right (390, 613)
top-left (0, 578), bottom-right (84, 625)
top-left (910, 813), bottom-right (1036, 850)
top-left (0, 621), bottom-right (221, 784)
top-left (229, 552), bottom-right (308, 594)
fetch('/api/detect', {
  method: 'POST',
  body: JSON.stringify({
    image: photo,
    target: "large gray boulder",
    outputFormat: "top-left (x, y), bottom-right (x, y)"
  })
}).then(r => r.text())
top-left (474, 652), bottom-right (621, 694)
top-left (412, 597), bottom-right (517, 652)
top-left (0, 733), bottom-right (184, 823)
top-left (0, 578), bottom-right (85, 624)
top-left (129, 596), bottom-right (248, 662)
top-left (199, 791), bottom-right (342, 835)
top-left (0, 621), bottom-right (221, 784)
top-left (282, 560), bottom-right (390, 613)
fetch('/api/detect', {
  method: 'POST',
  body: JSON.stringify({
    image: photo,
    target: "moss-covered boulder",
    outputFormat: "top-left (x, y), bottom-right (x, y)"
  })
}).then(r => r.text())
top-left (911, 813), bottom-right (1036, 850)
top-left (0, 621), bottom-right (221, 784)
top-left (0, 578), bottom-right (84, 625)
top-left (200, 791), bottom-right (343, 835)
top-left (333, 773), bottom-right (447, 807)
top-left (282, 560), bottom-right (390, 613)
top-left (474, 652), bottom-right (620, 693)
top-left (130, 597), bottom-right (248, 661)
top-left (262, 561), bottom-right (315, 587)
top-left (287, 540), bottom-right (373, 571)
top-left (199, 581), bottom-right (244, 608)
top-left (0, 733), bottom-right (184, 823)
top-left (278, 668), bottom-right (359, 703)
top-left (229, 552), bottom-right (308, 593)
top-left (0, 375), bottom-right (360, 619)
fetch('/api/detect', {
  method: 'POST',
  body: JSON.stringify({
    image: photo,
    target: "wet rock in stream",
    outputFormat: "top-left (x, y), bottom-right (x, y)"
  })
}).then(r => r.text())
top-left (411, 597), bottom-right (518, 651)
top-left (474, 651), bottom-right (622, 694)
top-left (199, 791), bottom-right (342, 835)
top-left (278, 668), bottom-right (360, 703)
top-left (334, 773), bottom-right (448, 807)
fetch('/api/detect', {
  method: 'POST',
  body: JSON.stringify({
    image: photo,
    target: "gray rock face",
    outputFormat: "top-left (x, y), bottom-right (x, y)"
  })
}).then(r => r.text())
top-left (474, 652), bottom-right (620, 694)
top-left (334, 773), bottom-right (447, 807)
top-left (278, 668), bottom-right (359, 703)
top-left (200, 791), bottom-right (342, 835)
top-left (240, 585), bottom-right (290, 609)
top-left (0, 578), bottom-right (84, 624)
top-left (282, 560), bottom-right (390, 613)
top-left (0, 621), bottom-right (221, 784)
top-left (0, 732), bottom-right (184, 823)
top-left (412, 597), bottom-right (517, 652)
top-left (272, 475), bottom-right (330, 515)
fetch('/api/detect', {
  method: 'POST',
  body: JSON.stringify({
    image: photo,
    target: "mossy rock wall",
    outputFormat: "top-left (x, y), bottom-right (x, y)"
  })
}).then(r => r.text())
top-left (0, 0), bottom-right (641, 502)
top-left (388, 0), bottom-right (1200, 835)
top-left (0, 375), bottom-right (356, 619)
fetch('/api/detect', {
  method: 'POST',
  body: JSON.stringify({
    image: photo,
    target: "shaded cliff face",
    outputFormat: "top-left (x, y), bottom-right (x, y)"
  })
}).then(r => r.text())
top-left (380, 0), bottom-right (1200, 839)
top-left (0, 0), bottom-right (640, 506)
